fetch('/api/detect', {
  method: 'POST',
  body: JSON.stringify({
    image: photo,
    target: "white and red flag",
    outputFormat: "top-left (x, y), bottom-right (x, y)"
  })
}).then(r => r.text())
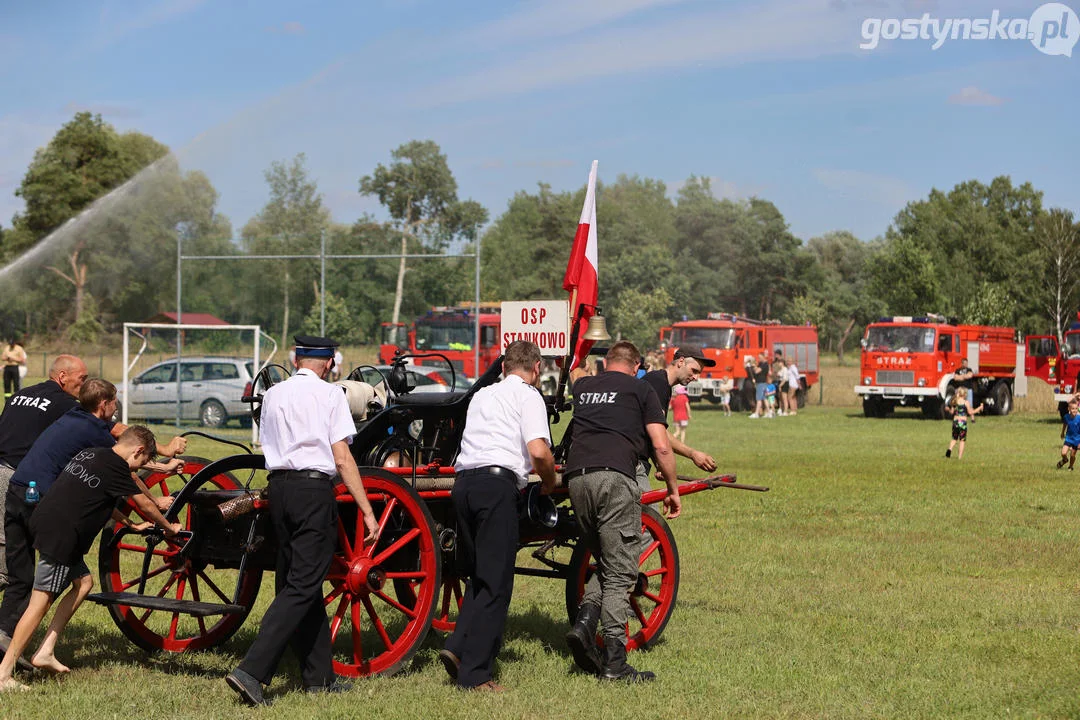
top-left (562, 160), bottom-right (599, 370)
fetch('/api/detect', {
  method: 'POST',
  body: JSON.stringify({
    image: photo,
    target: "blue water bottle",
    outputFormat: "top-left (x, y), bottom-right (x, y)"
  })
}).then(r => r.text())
top-left (24, 481), bottom-right (39, 505)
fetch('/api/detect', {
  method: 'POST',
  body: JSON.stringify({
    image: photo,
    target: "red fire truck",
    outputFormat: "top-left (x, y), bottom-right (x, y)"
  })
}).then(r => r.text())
top-left (1024, 314), bottom-right (1080, 417)
top-left (378, 321), bottom-right (409, 365)
top-left (854, 315), bottom-right (1023, 418)
top-left (378, 304), bottom-right (501, 379)
top-left (661, 313), bottom-right (820, 411)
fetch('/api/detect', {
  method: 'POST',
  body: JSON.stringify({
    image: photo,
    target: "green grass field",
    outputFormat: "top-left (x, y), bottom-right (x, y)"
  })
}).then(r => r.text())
top-left (3, 391), bottom-right (1080, 719)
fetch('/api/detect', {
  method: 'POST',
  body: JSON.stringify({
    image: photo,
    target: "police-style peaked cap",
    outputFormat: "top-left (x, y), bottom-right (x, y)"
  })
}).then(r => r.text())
top-left (294, 335), bottom-right (339, 358)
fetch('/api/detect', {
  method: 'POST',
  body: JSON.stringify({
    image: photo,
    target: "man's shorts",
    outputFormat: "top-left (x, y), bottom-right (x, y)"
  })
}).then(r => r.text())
top-left (755, 383), bottom-right (767, 402)
top-left (1065, 438), bottom-right (1080, 451)
top-left (34, 554), bottom-right (90, 595)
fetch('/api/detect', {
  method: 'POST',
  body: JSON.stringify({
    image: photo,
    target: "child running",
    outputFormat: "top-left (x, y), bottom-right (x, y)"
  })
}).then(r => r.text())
top-left (1058, 397), bottom-right (1080, 469)
top-left (945, 387), bottom-right (983, 460)
top-left (671, 385), bottom-right (691, 442)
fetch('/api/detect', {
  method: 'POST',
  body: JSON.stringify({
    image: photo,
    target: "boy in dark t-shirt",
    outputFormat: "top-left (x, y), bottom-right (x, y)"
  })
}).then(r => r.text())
top-left (0, 426), bottom-right (180, 692)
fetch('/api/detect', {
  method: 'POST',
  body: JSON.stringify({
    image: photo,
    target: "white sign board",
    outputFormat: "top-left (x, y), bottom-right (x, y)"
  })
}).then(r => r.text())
top-left (500, 300), bottom-right (570, 355)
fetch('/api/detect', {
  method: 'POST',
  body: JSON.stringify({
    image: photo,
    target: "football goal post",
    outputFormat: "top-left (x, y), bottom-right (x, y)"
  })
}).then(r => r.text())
top-left (122, 323), bottom-right (279, 445)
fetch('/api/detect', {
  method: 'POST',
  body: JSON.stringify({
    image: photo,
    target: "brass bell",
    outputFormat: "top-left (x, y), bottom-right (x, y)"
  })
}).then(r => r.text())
top-left (582, 313), bottom-right (611, 342)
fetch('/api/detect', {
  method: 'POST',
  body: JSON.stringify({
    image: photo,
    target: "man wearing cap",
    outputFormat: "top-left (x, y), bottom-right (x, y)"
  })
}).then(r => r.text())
top-left (226, 335), bottom-right (379, 706)
top-left (563, 341), bottom-right (680, 683)
top-left (438, 340), bottom-right (557, 692)
top-left (638, 345), bottom-right (718, 489)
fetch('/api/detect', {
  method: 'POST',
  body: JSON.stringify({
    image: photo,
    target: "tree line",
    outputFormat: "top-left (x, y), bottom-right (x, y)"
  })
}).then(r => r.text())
top-left (0, 112), bottom-right (1076, 357)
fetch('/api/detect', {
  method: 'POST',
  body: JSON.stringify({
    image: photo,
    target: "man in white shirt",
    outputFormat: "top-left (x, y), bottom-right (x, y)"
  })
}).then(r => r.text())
top-left (439, 341), bottom-right (556, 692)
top-left (226, 335), bottom-right (378, 706)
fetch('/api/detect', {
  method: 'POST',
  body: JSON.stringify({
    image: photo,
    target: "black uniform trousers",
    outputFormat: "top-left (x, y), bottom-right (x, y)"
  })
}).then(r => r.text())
top-left (0, 484), bottom-right (35, 636)
top-left (444, 468), bottom-right (519, 688)
top-left (238, 475), bottom-right (336, 688)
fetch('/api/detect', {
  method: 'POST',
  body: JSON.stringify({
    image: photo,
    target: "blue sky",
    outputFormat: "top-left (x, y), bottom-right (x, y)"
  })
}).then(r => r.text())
top-left (0, 0), bottom-right (1077, 243)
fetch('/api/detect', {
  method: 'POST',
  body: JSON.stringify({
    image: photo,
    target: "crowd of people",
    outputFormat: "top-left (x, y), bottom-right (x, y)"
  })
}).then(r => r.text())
top-left (745, 350), bottom-right (801, 419)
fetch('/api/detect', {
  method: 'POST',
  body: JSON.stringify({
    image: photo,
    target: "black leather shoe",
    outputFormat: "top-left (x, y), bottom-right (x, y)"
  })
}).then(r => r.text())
top-left (226, 669), bottom-right (267, 706)
top-left (439, 649), bottom-right (460, 680)
top-left (306, 679), bottom-right (353, 694)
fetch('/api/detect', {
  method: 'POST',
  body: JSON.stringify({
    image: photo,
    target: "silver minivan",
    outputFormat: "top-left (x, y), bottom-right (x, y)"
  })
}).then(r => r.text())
top-left (121, 357), bottom-right (285, 427)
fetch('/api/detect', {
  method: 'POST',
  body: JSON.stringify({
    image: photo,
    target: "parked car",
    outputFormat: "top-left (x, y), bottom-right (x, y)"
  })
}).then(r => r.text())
top-left (353, 364), bottom-right (466, 396)
top-left (416, 366), bottom-right (473, 391)
top-left (119, 357), bottom-right (286, 428)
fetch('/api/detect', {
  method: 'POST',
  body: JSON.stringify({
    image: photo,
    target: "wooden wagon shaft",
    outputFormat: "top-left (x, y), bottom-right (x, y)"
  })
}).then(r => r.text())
top-left (366, 466), bottom-right (764, 501)
top-left (639, 474), bottom-right (769, 506)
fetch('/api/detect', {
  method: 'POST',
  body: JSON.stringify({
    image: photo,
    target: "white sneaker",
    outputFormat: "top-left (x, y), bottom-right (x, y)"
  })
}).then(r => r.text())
top-left (749, 413), bottom-right (759, 419)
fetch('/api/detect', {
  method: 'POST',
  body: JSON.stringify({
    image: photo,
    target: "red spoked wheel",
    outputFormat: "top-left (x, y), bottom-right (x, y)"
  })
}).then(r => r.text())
top-left (394, 572), bottom-right (464, 634)
top-left (98, 456), bottom-right (263, 653)
top-left (564, 505), bottom-right (680, 651)
top-left (431, 574), bottom-right (464, 632)
top-left (327, 468), bottom-right (441, 677)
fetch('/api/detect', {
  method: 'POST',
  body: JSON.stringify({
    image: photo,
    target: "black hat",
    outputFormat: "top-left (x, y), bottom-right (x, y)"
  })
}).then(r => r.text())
top-left (294, 335), bottom-right (339, 359)
top-left (673, 345), bottom-right (716, 368)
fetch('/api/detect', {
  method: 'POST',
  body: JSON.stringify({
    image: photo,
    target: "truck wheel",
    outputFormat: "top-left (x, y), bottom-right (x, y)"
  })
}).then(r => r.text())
top-left (796, 386), bottom-right (807, 409)
top-left (862, 397), bottom-right (882, 418)
top-left (1059, 401), bottom-right (1069, 420)
top-left (990, 381), bottom-right (1012, 416)
top-left (921, 399), bottom-right (941, 418)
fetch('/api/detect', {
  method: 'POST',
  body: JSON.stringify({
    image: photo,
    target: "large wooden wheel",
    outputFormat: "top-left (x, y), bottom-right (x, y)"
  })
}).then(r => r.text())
top-left (98, 456), bottom-right (263, 653)
top-left (394, 572), bottom-right (464, 634)
top-left (326, 468), bottom-right (441, 676)
top-left (564, 505), bottom-right (680, 651)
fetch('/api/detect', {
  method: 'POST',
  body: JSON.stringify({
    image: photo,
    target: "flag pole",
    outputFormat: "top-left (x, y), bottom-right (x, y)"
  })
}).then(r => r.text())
top-left (552, 287), bottom-right (579, 412)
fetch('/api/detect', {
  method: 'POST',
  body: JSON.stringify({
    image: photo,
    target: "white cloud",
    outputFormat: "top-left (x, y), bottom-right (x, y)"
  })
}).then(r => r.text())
top-left (62, 101), bottom-right (142, 119)
top-left (266, 21), bottom-right (306, 35)
top-left (413, 1), bottom-right (859, 108)
top-left (468, 0), bottom-right (692, 45)
top-left (95, 0), bottom-right (208, 49)
top-left (813, 168), bottom-right (913, 208)
top-left (947, 86), bottom-right (1006, 107)
top-left (513, 159), bottom-right (576, 169)
top-left (669, 176), bottom-right (766, 201)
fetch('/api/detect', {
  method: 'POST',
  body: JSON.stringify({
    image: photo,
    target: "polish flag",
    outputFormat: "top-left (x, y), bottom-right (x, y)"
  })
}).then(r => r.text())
top-left (562, 160), bottom-right (599, 370)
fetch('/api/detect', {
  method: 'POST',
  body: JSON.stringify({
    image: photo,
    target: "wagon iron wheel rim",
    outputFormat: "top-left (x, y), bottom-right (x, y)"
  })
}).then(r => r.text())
top-left (326, 470), bottom-right (440, 677)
